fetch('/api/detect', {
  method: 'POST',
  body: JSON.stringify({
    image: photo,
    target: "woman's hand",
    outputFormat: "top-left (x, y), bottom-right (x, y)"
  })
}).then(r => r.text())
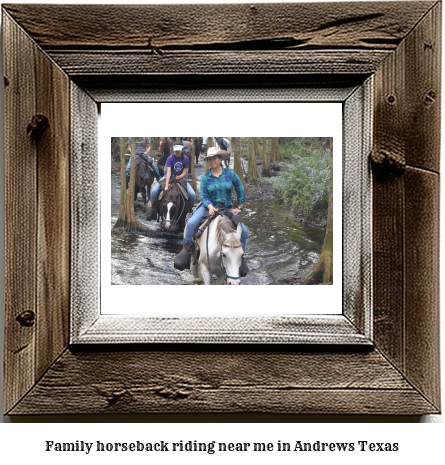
top-left (230, 208), bottom-right (241, 215)
top-left (208, 205), bottom-right (218, 217)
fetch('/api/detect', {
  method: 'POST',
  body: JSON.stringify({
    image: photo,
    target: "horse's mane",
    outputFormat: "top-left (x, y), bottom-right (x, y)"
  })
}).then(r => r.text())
top-left (215, 216), bottom-right (242, 249)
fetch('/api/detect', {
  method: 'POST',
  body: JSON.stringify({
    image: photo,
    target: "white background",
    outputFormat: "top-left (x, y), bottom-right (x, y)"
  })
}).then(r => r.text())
top-left (101, 102), bottom-right (342, 315)
top-left (0, 0), bottom-right (444, 462)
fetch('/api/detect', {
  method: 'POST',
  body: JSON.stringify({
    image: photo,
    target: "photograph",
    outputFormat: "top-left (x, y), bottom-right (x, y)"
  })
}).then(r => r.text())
top-left (110, 136), bottom-right (333, 287)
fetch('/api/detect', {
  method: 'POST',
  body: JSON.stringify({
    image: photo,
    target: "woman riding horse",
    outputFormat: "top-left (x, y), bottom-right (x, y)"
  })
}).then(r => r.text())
top-left (146, 144), bottom-right (196, 221)
top-left (125, 137), bottom-right (160, 187)
top-left (174, 147), bottom-right (249, 276)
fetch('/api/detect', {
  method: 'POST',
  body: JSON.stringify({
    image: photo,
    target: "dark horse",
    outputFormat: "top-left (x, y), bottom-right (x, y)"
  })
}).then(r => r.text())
top-left (193, 138), bottom-right (202, 164)
top-left (148, 179), bottom-right (192, 231)
top-left (135, 156), bottom-right (155, 204)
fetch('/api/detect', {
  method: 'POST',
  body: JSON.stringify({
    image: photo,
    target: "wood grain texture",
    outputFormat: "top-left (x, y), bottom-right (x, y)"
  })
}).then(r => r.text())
top-left (404, 168), bottom-right (440, 408)
top-left (372, 175), bottom-right (405, 369)
top-left (8, 349), bottom-right (437, 415)
top-left (2, 2), bottom-right (435, 50)
top-left (47, 50), bottom-right (390, 76)
top-left (78, 75), bottom-right (363, 103)
top-left (35, 37), bottom-right (70, 381)
top-left (372, 3), bottom-right (441, 411)
top-left (70, 83), bottom-right (99, 338)
top-left (404, 2), bottom-right (441, 172)
top-left (3, 13), bottom-right (38, 414)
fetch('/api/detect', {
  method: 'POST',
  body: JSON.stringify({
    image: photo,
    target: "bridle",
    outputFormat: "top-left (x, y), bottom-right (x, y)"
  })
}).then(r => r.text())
top-left (161, 180), bottom-right (187, 229)
top-left (220, 243), bottom-right (242, 282)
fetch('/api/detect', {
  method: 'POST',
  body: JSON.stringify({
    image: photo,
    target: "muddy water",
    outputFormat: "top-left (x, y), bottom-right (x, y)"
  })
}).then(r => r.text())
top-left (111, 164), bottom-right (324, 285)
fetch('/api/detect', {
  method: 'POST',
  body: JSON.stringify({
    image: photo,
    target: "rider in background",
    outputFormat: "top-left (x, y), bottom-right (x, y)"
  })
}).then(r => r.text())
top-left (126, 137), bottom-right (160, 188)
top-left (174, 147), bottom-right (249, 276)
top-left (146, 144), bottom-right (196, 220)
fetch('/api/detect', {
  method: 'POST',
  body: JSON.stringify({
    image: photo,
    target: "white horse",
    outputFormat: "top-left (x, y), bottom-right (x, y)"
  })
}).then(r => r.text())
top-left (201, 137), bottom-right (233, 168)
top-left (191, 216), bottom-right (243, 285)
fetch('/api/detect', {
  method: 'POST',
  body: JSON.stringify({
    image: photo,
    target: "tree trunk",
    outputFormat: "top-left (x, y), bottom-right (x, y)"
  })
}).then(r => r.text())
top-left (306, 139), bottom-right (333, 284)
top-left (261, 138), bottom-right (271, 177)
top-left (204, 137), bottom-right (213, 173)
top-left (272, 137), bottom-right (282, 162)
top-left (252, 137), bottom-right (259, 159)
top-left (150, 137), bottom-right (159, 154)
top-left (190, 137), bottom-right (197, 191)
top-left (247, 137), bottom-right (258, 179)
top-left (112, 137), bottom-right (147, 233)
top-left (112, 137), bottom-right (129, 230)
top-left (232, 137), bottom-right (245, 186)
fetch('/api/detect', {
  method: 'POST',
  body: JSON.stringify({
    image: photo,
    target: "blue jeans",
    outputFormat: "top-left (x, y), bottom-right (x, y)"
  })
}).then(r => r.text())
top-left (126, 155), bottom-right (160, 178)
top-left (150, 175), bottom-right (196, 204)
top-left (184, 203), bottom-right (248, 251)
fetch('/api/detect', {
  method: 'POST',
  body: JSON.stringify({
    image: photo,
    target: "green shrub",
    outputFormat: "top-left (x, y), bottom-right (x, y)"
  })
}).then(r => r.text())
top-left (271, 150), bottom-right (330, 220)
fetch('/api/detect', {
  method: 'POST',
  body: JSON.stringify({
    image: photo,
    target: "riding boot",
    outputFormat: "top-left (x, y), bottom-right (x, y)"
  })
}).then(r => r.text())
top-left (126, 174), bottom-right (129, 191)
top-left (239, 257), bottom-right (249, 277)
top-left (145, 199), bottom-right (157, 221)
top-left (174, 241), bottom-right (194, 271)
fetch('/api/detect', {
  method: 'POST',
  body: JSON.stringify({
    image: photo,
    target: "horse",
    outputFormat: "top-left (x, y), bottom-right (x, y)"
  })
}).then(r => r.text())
top-left (156, 180), bottom-right (192, 231)
top-left (157, 137), bottom-right (173, 176)
top-left (202, 137), bottom-right (233, 168)
top-left (193, 138), bottom-right (202, 164)
top-left (191, 215), bottom-right (243, 285)
top-left (134, 156), bottom-right (154, 204)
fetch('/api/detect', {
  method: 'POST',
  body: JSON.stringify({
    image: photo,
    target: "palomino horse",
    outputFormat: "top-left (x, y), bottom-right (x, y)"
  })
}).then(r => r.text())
top-left (202, 138), bottom-right (233, 168)
top-left (135, 157), bottom-right (154, 204)
top-left (158, 180), bottom-right (192, 231)
top-left (191, 215), bottom-right (243, 285)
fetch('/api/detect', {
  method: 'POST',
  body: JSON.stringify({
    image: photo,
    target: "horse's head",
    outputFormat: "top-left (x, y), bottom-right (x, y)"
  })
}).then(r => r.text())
top-left (158, 137), bottom-right (171, 155)
top-left (220, 223), bottom-right (243, 285)
top-left (161, 186), bottom-right (179, 231)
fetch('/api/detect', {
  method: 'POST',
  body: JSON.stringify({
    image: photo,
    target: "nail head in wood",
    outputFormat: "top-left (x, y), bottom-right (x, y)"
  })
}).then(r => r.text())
top-left (26, 114), bottom-right (49, 141)
top-left (16, 310), bottom-right (35, 327)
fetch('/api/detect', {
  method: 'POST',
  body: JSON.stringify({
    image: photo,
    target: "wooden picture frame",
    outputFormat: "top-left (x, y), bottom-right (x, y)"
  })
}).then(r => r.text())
top-left (3, 2), bottom-right (440, 415)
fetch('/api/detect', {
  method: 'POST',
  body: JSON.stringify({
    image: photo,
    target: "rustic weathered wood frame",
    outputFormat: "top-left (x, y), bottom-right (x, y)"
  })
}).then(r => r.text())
top-left (72, 83), bottom-right (372, 345)
top-left (3, 2), bottom-right (440, 415)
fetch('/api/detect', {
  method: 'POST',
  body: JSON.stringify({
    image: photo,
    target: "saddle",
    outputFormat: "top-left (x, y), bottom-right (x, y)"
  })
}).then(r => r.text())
top-left (157, 176), bottom-right (188, 201)
top-left (136, 154), bottom-right (155, 174)
top-left (187, 206), bottom-right (243, 240)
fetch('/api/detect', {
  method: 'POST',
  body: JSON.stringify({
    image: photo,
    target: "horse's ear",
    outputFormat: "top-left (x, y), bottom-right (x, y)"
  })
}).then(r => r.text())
top-left (236, 223), bottom-right (242, 240)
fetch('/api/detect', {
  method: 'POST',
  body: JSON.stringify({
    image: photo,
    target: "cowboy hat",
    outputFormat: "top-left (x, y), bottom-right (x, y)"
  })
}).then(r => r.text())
top-left (205, 146), bottom-right (230, 160)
